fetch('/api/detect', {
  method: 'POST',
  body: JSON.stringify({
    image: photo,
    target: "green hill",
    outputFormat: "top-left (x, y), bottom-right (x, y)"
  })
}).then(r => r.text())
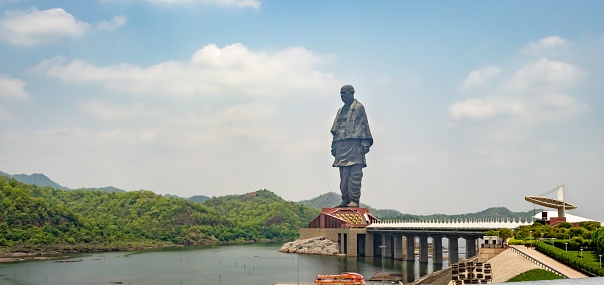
top-left (0, 175), bottom-right (319, 253)
top-left (11, 173), bottom-right (68, 190)
top-left (188, 195), bottom-right (211, 203)
top-left (298, 192), bottom-right (342, 208)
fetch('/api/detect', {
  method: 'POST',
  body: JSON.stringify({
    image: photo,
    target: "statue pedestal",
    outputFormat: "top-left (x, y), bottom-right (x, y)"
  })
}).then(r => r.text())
top-left (302, 207), bottom-right (380, 257)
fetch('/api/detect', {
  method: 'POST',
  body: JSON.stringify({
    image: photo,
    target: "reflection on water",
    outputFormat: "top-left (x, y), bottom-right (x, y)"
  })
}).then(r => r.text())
top-left (0, 243), bottom-right (459, 285)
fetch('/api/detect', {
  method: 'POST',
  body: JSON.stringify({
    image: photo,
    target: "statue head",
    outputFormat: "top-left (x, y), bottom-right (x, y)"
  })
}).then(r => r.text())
top-left (340, 85), bottom-right (355, 105)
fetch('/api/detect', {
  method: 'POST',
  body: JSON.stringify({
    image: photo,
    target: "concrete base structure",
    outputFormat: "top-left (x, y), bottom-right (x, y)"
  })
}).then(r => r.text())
top-left (394, 235), bottom-right (403, 260)
top-left (466, 237), bottom-right (477, 258)
top-left (300, 228), bottom-right (373, 257)
top-left (418, 235), bottom-right (429, 263)
top-left (432, 237), bottom-right (443, 264)
top-left (405, 235), bottom-right (415, 261)
top-left (448, 236), bottom-right (459, 264)
top-left (300, 228), bottom-right (483, 263)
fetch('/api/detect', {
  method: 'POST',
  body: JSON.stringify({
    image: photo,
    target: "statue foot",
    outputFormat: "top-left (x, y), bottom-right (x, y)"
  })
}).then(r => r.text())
top-left (346, 201), bottom-right (359, 208)
top-left (335, 201), bottom-right (350, 208)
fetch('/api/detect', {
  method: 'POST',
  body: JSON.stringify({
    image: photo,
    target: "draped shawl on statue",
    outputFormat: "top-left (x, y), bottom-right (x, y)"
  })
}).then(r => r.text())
top-left (330, 99), bottom-right (373, 145)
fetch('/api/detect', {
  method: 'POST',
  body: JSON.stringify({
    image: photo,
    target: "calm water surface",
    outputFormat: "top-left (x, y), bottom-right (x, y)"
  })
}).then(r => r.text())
top-left (0, 243), bottom-right (454, 285)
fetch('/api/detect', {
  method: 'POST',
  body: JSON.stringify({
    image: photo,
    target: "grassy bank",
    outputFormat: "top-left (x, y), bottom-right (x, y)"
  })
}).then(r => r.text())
top-left (506, 269), bottom-right (563, 282)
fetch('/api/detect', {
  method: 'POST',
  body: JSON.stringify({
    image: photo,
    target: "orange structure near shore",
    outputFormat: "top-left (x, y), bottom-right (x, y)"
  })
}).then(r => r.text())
top-left (314, 272), bottom-right (367, 285)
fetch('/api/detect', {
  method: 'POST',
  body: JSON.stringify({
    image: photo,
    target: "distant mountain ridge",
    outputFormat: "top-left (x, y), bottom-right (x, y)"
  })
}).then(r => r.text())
top-left (298, 191), bottom-right (540, 220)
top-left (1, 171), bottom-right (125, 193)
top-left (1, 171), bottom-right (207, 200)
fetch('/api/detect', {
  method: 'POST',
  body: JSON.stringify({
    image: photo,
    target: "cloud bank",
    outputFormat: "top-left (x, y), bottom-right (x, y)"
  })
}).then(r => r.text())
top-left (34, 43), bottom-right (337, 97)
top-left (0, 8), bottom-right (89, 45)
top-left (145, 0), bottom-right (260, 9)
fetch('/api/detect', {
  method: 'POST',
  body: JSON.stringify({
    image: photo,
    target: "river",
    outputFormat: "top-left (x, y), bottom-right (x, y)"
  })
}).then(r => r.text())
top-left (0, 243), bottom-right (459, 285)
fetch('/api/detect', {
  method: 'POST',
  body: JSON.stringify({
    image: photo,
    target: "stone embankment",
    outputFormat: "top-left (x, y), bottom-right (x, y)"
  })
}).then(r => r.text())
top-left (488, 248), bottom-right (540, 283)
top-left (279, 236), bottom-right (340, 255)
top-left (413, 249), bottom-right (540, 285)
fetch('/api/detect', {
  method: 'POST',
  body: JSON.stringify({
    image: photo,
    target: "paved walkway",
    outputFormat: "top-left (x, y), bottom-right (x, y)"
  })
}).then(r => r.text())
top-left (510, 245), bottom-right (589, 279)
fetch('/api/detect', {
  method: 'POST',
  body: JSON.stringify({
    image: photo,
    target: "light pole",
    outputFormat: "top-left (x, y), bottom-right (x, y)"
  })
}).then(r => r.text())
top-left (580, 248), bottom-right (583, 259)
top-left (530, 231), bottom-right (533, 247)
top-left (599, 255), bottom-right (602, 268)
top-left (565, 242), bottom-right (568, 253)
top-left (379, 244), bottom-right (386, 283)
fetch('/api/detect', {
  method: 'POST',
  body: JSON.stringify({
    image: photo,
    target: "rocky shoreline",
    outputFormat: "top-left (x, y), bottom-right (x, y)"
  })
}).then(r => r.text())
top-left (0, 243), bottom-right (180, 263)
top-left (278, 236), bottom-right (342, 255)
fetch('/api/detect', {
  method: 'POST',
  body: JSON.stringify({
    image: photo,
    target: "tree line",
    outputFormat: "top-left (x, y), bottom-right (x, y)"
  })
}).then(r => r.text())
top-left (0, 176), bottom-right (320, 252)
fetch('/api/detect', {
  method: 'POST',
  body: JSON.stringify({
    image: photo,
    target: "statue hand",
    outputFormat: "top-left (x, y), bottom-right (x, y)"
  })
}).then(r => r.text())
top-left (361, 146), bottom-right (370, 155)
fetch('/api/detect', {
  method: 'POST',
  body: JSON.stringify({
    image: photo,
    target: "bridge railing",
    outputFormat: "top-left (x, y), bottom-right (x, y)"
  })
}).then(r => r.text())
top-left (510, 246), bottom-right (568, 278)
top-left (367, 217), bottom-right (532, 230)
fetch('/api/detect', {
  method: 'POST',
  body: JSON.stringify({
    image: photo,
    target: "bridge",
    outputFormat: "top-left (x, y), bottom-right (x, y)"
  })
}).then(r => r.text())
top-left (368, 218), bottom-right (532, 264)
top-left (301, 208), bottom-right (532, 264)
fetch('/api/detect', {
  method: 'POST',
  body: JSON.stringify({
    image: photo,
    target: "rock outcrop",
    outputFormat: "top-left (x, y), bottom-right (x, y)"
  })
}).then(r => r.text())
top-left (279, 236), bottom-right (340, 255)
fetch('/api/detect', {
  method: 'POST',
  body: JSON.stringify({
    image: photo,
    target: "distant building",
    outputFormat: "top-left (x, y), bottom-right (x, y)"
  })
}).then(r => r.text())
top-left (534, 210), bottom-right (600, 227)
top-left (525, 185), bottom-right (600, 227)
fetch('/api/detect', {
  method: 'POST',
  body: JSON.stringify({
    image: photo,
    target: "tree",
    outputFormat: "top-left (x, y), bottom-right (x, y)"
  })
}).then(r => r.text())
top-left (499, 228), bottom-right (513, 241)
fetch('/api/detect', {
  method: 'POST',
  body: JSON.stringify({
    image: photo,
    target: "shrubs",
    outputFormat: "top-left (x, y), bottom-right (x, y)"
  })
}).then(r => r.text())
top-left (535, 242), bottom-right (604, 276)
top-left (506, 268), bottom-right (563, 282)
top-left (508, 238), bottom-right (525, 245)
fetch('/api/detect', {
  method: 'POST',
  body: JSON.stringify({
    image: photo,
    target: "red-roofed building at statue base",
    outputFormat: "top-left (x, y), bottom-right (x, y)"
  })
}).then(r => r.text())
top-left (300, 207), bottom-right (380, 257)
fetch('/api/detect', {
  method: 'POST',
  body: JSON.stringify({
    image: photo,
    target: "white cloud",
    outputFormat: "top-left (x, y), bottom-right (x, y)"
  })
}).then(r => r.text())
top-left (145, 0), bottom-right (260, 9)
top-left (0, 8), bottom-right (89, 45)
top-left (34, 43), bottom-right (337, 97)
top-left (449, 98), bottom-right (496, 120)
top-left (461, 66), bottom-right (501, 90)
top-left (98, 15), bottom-right (126, 31)
top-left (512, 58), bottom-right (583, 90)
top-left (522, 36), bottom-right (569, 54)
top-left (449, 97), bottom-right (523, 121)
top-left (0, 74), bottom-right (30, 99)
top-left (79, 101), bottom-right (163, 121)
top-left (449, 58), bottom-right (588, 125)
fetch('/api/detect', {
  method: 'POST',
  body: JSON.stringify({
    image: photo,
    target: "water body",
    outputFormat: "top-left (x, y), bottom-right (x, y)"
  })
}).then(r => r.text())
top-left (0, 243), bottom-right (461, 285)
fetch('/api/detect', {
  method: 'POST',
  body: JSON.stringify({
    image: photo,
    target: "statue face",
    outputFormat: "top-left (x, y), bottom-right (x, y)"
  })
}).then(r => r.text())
top-left (340, 90), bottom-right (354, 105)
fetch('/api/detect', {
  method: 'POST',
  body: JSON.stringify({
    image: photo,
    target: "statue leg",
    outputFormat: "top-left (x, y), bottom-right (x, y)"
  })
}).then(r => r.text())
top-left (337, 167), bottom-right (351, 207)
top-left (347, 164), bottom-right (363, 206)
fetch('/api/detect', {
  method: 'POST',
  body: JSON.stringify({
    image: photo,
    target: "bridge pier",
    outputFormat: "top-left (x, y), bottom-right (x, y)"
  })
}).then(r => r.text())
top-left (432, 236), bottom-right (443, 264)
top-left (448, 236), bottom-right (459, 264)
top-left (418, 235), bottom-right (429, 263)
top-left (381, 234), bottom-right (393, 258)
top-left (466, 236), bottom-right (477, 258)
top-left (404, 235), bottom-right (415, 261)
top-left (393, 235), bottom-right (403, 260)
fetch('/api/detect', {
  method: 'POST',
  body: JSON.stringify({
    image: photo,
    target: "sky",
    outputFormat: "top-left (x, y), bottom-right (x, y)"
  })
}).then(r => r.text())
top-left (1, 0), bottom-right (603, 221)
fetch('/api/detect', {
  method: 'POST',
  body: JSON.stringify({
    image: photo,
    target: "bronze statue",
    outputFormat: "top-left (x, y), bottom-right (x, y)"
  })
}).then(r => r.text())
top-left (330, 85), bottom-right (373, 208)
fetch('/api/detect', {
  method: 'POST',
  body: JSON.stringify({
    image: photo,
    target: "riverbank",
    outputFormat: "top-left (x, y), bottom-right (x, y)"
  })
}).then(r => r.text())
top-left (0, 241), bottom-right (180, 263)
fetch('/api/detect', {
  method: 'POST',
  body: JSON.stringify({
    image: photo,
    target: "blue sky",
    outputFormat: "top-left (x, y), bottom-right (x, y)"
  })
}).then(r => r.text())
top-left (1, 0), bottom-right (603, 221)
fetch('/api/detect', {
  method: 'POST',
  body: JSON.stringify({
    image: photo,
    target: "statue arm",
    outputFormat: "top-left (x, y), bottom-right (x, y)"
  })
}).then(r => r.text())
top-left (361, 139), bottom-right (371, 154)
top-left (331, 141), bottom-right (336, 157)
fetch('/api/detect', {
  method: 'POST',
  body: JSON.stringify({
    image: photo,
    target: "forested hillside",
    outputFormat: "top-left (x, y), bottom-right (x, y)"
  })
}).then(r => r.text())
top-left (0, 176), bottom-right (319, 253)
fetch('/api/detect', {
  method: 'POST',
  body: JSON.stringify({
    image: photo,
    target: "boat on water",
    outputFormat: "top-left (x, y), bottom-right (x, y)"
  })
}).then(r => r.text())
top-left (314, 272), bottom-right (367, 285)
